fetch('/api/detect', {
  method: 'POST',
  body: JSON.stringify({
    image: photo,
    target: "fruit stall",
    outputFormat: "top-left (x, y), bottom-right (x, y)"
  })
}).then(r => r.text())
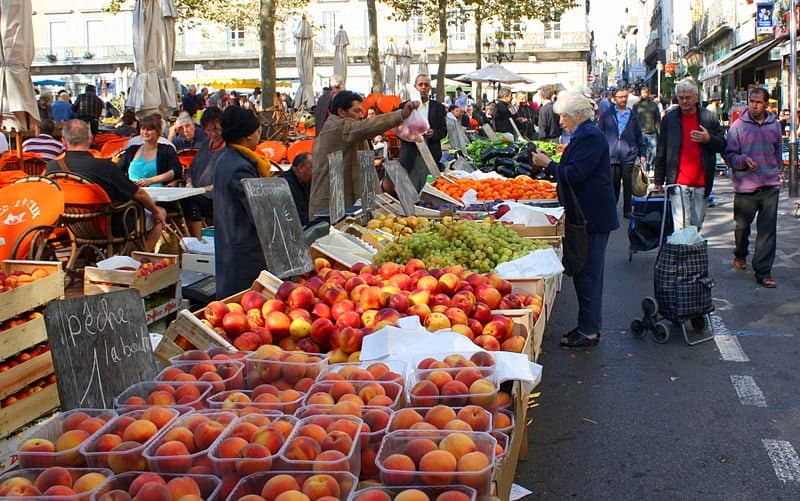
top-left (0, 159), bottom-right (563, 500)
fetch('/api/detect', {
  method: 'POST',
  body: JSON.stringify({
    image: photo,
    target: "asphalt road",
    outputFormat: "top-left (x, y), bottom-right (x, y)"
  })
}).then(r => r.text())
top-left (521, 177), bottom-right (800, 500)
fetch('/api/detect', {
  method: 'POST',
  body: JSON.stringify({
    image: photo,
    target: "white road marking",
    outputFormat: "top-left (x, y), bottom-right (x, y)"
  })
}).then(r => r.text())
top-left (710, 313), bottom-right (750, 362)
top-left (763, 439), bottom-right (800, 484)
top-left (730, 375), bottom-right (767, 407)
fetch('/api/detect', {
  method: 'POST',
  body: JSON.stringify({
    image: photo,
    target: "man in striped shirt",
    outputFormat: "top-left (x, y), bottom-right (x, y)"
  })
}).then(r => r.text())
top-left (22, 119), bottom-right (64, 160)
top-left (723, 87), bottom-right (782, 288)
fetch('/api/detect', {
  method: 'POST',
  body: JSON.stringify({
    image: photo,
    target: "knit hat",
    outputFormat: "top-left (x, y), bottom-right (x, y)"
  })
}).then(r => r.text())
top-left (221, 106), bottom-right (261, 143)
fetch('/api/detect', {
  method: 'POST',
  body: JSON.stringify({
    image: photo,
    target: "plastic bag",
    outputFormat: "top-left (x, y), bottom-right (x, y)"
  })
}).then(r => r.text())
top-left (395, 85), bottom-right (430, 142)
top-left (667, 226), bottom-right (703, 245)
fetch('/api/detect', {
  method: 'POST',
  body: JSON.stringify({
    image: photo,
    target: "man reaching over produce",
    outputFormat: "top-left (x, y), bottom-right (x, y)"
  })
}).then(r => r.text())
top-left (399, 74), bottom-right (447, 192)
top-left (310, 91), bottom-right (419, 216)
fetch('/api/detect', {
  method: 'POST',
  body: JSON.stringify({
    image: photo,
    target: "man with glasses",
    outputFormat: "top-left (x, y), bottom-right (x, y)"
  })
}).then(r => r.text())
top-left (399, 74), bottom-right (447, 191)
top-left (723, 88), bottom-right (782, 288)
top-left (654, 78), bottom-right (726, 231)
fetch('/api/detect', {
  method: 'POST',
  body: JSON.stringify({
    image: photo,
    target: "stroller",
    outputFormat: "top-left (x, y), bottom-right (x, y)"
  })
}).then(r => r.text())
top-left (627, 192), bottom-right (673, 261)
top-left (630, 185), bottom-right (715, 345)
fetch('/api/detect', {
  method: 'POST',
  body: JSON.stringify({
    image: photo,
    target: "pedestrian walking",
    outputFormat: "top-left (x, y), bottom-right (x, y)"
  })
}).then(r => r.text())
top-left (723, 87), bottom-right (782, 288)
top-left (530, 91), bottom-right (619, 348)
top-left (599, 87), bottom-right (646, 218)
top-left (654, 78), bottom-right (725, 231)
top-left (634, 87), bottom-right (660, 174)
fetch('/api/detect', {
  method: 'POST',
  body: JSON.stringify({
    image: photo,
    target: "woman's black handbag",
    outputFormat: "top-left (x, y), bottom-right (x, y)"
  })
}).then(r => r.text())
top-left (560, 179), bottom-right (588, 276)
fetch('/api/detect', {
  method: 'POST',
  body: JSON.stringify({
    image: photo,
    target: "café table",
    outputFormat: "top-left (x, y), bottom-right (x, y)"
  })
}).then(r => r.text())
top-left (143, 186), bottom-right (206, 203)
top-left (143, 187), bottom-right (207, 251)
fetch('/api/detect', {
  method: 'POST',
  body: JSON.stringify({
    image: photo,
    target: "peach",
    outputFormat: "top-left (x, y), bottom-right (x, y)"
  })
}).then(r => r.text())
top-left (133, 482), bottom-right (171, 501)
top-left (297, 423), bottom-right (327, 443)
top-left (469, 379), bottom-right (496, 407)
top-left (261, 474), bottom-right (300, 501)
top-left (227, 422), bottom-right (259, 442)
top-left (390, 408), bottom-right (424, 430)
top-left (457, 451), bottom-right (491, 488)
top-left (419, 449), bottom-right (457, 485)
top-left (357, 383), bottom-right (385, 404)
top-left (283, 436), bottom-right (321, 461)
top-left (302, 474), bottom-right (340, 500)
top-left (454, 367), bottom-right (483, 389)
top-left (473, 335), bottom-right (501, 351)
top-left (174, 384), bottom-right (202, 405)
top-left (493, 390), bottom-right (512, 409)
top-left (409, 380), bottom-right (439, 407)
top-left (239, 496), bottom-right (267, 501)
top-left (62, 412), bottom-right (91, 431)
top-left (216, 436), bottom-right (249, 458)
top-left (353, 490), bottom-right (391, 501)
top-left (271, 418), bottom-right (296, 438)
top-left (381, 453), bottom-right (416, 485)
top-left (441, 380), bottom-right (470, 406)
top-left (307, 392), bottom-right (336, 406)
top-left (274, 492), bottom-right (311, 501)
top-left (424, 312), bottom-right (451, 332)
top-left (424, 405), bottom-right (456, 429)
top-left (0, 484), bottom-right (42, 497)
top-left (19, 438), bottom-right (55, 454)
top-left (128, 472), bottom-right (166, 497)
top-left (458, 405), bottom-right (491, 431)
top-left (43, 485), bottom-right (77, 496)
top-left (435, 491), bottom-right (470, 501)
top-left (97, 489), bottom-right (134, 501)
top-left (93, 433), bottom-right (123, 453)
top-left (362, 409), bottom-right (390, 434)
top-left (253, 426), bottom-right (287, 454)
top-left (33, 466), bottom-right (72, 492)
top-left (194, 420), bottom-right (227, 451)
top-left (443, 419), bottom-right (472, 431)
top-left (405, 438), bottom-right (438, 466)
top-left (425, 370), bottom-right (453, 391)
top-left (329, 380), bottom-right (356, 401)
top-left (493, 410), bottom-right (512, 430)
top-left (122, 419), bottom-right (158, 443)
top-left (410, 422), bottom-right (437, 431)
top-left (236, 443), bottom-right (273, 475)
top-left (77, 417), bottom-right (106, 434)
top-left (54, 429), bottom-right (90, 465)
top-left (107, 441), bottom-right (146, 473)
top-left (122, 396), bottom-right (147, 406)
top-left (153, 441), bottom-right (191, 471)
top-left (146, 390), bottom-right (176, 406)
top-left (331, 400), bottom-right (362, 416)
top-left (314, 449), bottom-right (349, 471)
top-left (72, 471), bottom-right (108, 493)
top-left (320, 430), bottom-right (353, 454)
top-left (438, 432), bottom-right (476, 460)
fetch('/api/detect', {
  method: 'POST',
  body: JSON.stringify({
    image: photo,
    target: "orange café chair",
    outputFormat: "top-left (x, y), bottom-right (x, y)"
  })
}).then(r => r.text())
top-left (99, 137), bottom-right (131, 159)
top-left (256, 141), bottom-right (287, 163)
top-left (0, 178), bottom-right (64, 261)
top-left (287, 139), bottom-right (313, 164)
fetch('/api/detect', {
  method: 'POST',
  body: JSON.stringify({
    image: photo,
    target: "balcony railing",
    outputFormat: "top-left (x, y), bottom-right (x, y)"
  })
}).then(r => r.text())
top-left (33, 31), bottom-right (590, 66)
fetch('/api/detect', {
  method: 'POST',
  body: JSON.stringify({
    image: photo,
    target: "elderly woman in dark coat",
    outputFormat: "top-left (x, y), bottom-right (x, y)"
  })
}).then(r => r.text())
top-left (532, 91), bottom-right (619, 347)
top-left (213, 106), bottom-right (272, 297)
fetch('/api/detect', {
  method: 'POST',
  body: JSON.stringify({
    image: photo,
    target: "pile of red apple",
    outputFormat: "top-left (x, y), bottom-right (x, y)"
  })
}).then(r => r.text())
top-left (199, 257), bottom-right (542, 360)
top-left (0, 267), bottom-right (52, 293)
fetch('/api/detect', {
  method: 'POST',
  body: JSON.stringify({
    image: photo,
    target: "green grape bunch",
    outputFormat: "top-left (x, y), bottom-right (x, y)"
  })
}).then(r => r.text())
top-left (373, 219), bottom-right (551, 273)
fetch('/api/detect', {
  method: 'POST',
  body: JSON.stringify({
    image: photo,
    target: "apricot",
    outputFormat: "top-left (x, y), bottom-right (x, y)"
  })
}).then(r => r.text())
top-left (122, 419), bottom-right (158, 443)
top-left (457, 451), bottom-right (491, 488)
top-left (380, 453), bottom-right (416, 485)
top-left (260, 474), bottom-right (300, 501)
top-left (72, 471), bottom-right (108, 493)
top-left (33, 466), bottom-right (72, 492)
top-left (492, 410), bottom-right (512, 430)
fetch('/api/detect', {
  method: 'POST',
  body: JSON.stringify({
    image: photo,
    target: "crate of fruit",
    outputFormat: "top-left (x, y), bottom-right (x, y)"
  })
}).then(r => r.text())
top-left (0, 382), bottom-right (59, 439)
top-left (0, 344), bottom-right (54, 401)
top-left (83, 252), bottom-right (178, 298)
top-left (0, 260), bottom-right (64, 323)
top-left (0, 310), bottom-right (47, 362)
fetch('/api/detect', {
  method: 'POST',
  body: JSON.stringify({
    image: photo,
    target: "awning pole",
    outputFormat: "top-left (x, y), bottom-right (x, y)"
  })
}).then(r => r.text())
top-left (790, 3), bottom-right (798, 197)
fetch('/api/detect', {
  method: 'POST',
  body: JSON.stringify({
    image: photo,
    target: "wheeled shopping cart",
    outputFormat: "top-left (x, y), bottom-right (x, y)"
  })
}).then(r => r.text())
top-left (630, 185), bottom-right (715, 345)
top-left (627, 192), bottom-right (673, 261)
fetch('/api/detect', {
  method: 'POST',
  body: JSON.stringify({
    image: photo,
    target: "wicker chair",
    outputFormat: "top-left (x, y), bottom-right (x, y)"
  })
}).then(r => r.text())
top-left (0, 152), bottom-right (48, 176)
top-left (45, 172), bottom-right (147, 271)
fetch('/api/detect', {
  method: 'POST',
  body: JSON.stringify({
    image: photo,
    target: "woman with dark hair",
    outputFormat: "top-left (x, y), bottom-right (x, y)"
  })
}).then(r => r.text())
top-left (117, 114), bottom-right (181, 186)
top-left (181, 106), bottom-right (224, 238)
top-left (114, 110), bottom-right (139, 137)
top-left (213, 106), bottom-right (272, 297)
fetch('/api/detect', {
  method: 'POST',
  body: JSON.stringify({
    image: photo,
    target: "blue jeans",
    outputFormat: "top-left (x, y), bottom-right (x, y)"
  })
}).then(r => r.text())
top-left (643, 133), bottom-right (657, 173)
top-left (573, 232), bottom-right (611, 334)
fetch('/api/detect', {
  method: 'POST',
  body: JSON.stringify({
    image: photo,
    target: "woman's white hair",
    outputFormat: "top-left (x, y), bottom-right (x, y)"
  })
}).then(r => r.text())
top-left (553, 91), bottom-right (594, 121)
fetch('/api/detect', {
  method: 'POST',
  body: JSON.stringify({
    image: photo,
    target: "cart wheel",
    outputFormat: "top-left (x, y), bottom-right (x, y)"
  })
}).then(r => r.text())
top-left (641, 297), bottom-right (658, 317)
top-left (653, 321), bottom-right (671, 344)
top-left (630, 319), bottom-right (646, 338)
top-left (690, 316), bottom-right (707, 331)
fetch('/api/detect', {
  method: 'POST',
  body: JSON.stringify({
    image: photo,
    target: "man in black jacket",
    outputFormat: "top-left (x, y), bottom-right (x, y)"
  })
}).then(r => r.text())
top-left (399, 74), bottom-right (447, 191)
top-left (633, 86), bottom-right (661, 175)
top-left (283, 152), bottom-right (313, 227)
top-left (537, 86), bottom-right (561, 142)
top-left (492, 88), bottom-right (516, 136)
top-left (654, 78), bottom-right (725, 231)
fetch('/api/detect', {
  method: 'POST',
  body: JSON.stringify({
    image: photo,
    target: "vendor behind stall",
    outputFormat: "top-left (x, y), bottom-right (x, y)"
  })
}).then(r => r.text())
top-left (309, 91), bottom-right (418, 216)
top-left (213, 106), bottom-right (271, 297)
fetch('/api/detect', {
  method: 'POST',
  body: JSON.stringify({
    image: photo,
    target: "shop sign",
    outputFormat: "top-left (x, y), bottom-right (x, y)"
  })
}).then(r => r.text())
top-left (756, 2), bottom-right (775, 36)
top-left (664, 63), bottom-right (678, 77)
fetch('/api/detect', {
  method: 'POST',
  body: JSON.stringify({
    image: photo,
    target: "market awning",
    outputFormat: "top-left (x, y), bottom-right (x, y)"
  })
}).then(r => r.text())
top-left (718, 35), bottom-right (786, 77)
top-left (698, 42), bottom-right (757, 82)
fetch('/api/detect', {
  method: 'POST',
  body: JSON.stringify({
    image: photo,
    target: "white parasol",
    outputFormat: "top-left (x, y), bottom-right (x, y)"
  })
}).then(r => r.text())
top-left (456, 64), bottom-right (533, 84)
top-left (383, 39), bottom-right (398, 96)
top-left (127, 0), bottom-right (179, 116)
top-left (333, 25), bottom-right (349, 86)
top-left (293, 15), bottom-right (315, 109)
top-left (398, 41), bottom-right (412, 101)
top-left (0, 0), bottom-right (39, 131)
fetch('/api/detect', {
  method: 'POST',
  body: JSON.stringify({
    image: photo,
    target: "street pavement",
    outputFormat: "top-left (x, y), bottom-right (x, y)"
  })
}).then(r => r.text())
top-left (522, 176), bottom-right (800, 500)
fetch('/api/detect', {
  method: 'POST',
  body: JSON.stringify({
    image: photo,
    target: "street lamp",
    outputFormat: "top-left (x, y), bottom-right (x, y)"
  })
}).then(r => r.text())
top-left (656, 60), bottom-right (664, 99)
top-left (482, 34), bottom-right (516, 64)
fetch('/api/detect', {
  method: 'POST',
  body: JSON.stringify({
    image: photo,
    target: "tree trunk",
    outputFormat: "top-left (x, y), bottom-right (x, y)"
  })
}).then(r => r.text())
top-left (366, 0), bottom-right (383, 93)
top-left (474, 16), bottom-right (483, 103)
top-left (259, 0), bottom-right (277, 111)
top-left (435, 0), bottom-right (448, 102)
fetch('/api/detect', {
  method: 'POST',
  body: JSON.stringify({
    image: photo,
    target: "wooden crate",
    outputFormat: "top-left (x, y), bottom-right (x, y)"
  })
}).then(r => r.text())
top-left (491, 308), bottom-right (535, 361)
top-left (156, 271), bottom-right (282, 360)
top-left (0, 314), bottom-right (47, 362)
top-left (0, 384), bottom-right (59, 439)
top-left (83, 252), bottom-right (179, 298)
top-left (144, 285), bottom-right (182, 325)
top-left (493, 380), bottom-right (531, 500)
top-left (0, 351), bottom-right (53, 400)
top-left (0, 261), bottom-right (64, 323)
top-left (507, 276), bottom-right (554, 323)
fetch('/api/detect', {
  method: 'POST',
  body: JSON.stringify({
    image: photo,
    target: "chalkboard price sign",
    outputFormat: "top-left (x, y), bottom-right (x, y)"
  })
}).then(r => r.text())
top-left (44, 289), bottom-right (157, 410)
top-left (384, 160), bottom-right (419, 217)
top-left (359, 150), bottom-right (377, 223)
top-left (243, 177), bottom-right (314, 279)
top-left (328, 151), bottom-right (345, 225)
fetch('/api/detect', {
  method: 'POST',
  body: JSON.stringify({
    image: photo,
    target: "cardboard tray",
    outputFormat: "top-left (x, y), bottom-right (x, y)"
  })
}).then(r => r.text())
top-left (0, 261), bottom-right (64, 323)
top-left (0, 384), bottom-right (59, 439)
top-left (83, 252), bottom-right (179, 298)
